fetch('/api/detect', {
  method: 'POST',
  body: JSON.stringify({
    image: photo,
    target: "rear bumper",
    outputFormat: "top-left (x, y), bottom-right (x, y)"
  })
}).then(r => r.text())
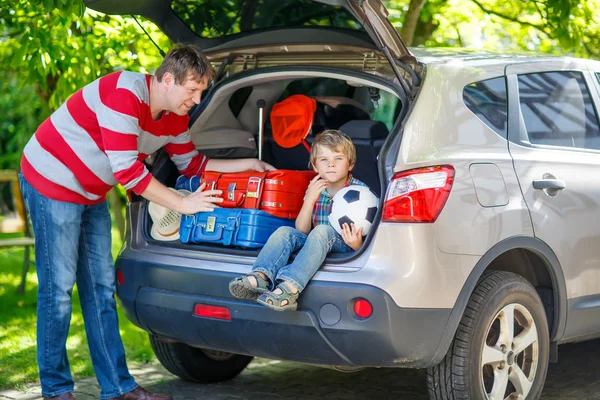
top-left (116, 255), bottom-right (452, 368)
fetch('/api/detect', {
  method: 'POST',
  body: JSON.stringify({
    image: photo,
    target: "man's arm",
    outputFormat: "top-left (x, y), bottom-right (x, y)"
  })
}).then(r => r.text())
top-left (141, 176), bottom-right (223, 215)
top-left (205, 158), bottom-right (275, 173)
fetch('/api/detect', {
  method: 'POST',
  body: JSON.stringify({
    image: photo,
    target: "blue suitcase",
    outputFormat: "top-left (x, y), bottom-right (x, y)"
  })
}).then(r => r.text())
top-left (179, 208), bottom-right (295, 248)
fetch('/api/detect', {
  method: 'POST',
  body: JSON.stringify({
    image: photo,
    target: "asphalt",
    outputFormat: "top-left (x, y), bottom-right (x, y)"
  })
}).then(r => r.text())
top-left (2, 339), bottom-right (600, 399)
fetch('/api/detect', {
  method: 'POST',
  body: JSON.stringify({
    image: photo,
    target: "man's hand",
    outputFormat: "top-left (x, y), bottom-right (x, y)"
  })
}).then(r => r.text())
top-left (305, 175), bottom-right (328, 204)
top-left (179, 182), bottom-right (223, 214)
top-left (341, 223), bottom-right (363, 251)
top-left (252, 159), bottom-right (276, 172)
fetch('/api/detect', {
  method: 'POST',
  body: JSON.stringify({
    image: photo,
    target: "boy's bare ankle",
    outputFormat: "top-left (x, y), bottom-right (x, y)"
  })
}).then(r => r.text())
top-left (281, 280), bottom-right (299, 294)
top-left (256, 272), bottom-right (268, 281)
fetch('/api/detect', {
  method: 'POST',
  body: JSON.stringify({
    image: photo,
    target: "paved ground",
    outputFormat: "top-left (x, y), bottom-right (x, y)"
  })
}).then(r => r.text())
top-left (2, 339), bottom-right (600, 400)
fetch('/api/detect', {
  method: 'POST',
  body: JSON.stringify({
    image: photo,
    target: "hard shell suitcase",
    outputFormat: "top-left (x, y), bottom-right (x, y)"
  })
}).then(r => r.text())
top-left (179, 208), bottom-right (295, 248)
top-left (175, 170), bottom-right (316, 219)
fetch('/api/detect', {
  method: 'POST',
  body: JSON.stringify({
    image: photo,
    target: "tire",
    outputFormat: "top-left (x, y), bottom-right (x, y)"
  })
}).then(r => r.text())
top-left (427, 271), bottom-right (550, 400)
top-left (149, 335), bottom-right (253, 383)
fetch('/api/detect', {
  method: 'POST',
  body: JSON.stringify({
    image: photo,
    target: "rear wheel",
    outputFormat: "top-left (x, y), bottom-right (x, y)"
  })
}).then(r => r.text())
top-left (427, 271), bottom-right (550, 400)
top-left (149, 335), bottom-right (253, 383)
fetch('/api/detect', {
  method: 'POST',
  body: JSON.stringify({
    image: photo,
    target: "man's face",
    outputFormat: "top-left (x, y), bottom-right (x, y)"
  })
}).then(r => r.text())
top-left (165, 73), bottom-right (209, 116)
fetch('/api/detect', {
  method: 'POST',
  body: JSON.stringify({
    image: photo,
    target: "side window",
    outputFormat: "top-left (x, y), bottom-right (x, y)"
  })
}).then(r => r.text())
top-left (517, 71), bottom-right (600, 150)
top-left (372, 90), bottom-right (400, 131)
top-left (463, 77), bottom-right (508, 136)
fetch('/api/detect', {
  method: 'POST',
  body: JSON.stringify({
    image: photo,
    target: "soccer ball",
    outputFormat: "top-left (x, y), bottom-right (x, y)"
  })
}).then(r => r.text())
top-left (329, 185), bottom-right (379, 236)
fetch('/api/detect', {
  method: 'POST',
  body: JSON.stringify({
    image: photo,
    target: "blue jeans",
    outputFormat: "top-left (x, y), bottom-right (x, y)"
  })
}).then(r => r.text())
top-left (19, 175), bottom-right (137, 399)
top-left (253, 225), bottom-right (352, 292)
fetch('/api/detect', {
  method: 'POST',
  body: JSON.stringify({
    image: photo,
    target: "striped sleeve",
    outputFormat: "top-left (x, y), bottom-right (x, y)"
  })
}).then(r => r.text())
top-left (164, 131), bottom-right (210, 178)
top-left (97, 85), bottom-right (152, 195)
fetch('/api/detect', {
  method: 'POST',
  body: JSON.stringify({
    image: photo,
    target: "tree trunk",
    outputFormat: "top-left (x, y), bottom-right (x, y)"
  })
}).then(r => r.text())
top-left (400, 0), bottom-right (428, 47)
top-left (240, 0), bottom-right (259, 31)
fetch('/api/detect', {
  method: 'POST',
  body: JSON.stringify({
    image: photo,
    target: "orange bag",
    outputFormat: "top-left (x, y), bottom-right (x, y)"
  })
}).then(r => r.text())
top-left (269, 94), bottom-right (316, 152)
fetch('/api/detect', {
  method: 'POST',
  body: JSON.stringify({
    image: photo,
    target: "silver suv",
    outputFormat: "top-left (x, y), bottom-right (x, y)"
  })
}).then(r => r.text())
top-left (86, 0), bottom-right (600, 398)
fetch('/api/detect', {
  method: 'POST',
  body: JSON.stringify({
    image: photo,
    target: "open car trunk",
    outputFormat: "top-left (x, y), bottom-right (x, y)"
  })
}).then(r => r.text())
top-left (141, 67), bottom-right (405, 262)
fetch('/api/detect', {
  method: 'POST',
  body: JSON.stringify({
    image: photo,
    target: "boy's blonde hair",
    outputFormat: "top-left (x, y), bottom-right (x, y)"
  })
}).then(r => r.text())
top-left (310, 129), bottom-right (356, 167)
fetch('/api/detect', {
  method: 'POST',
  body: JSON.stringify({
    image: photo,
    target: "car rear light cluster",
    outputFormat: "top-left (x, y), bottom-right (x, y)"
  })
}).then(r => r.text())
top-left (193, 304), bottom-right (231, 321)
top-left (383, 165), bottom-right (455, 223)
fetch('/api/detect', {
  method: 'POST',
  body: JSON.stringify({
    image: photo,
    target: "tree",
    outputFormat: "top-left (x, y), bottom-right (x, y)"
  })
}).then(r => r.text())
top-left (387, 0), bottom-right (600, 58)
top-left (3, 1), bottom-right (171, 111)
top-left (1, 1), bottom-right (171, 237)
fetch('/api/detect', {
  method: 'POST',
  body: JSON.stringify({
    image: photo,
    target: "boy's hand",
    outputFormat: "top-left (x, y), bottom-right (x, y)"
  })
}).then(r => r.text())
top-left (341, 223), bottom-right (363, 251)
top-left (252, 159), bottom-right (276, 172)
top-left (305, 175), bottom-right (328, 204)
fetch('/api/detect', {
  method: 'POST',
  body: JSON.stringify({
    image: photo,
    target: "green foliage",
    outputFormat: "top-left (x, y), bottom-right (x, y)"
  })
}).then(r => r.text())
top-left (383, 0), bottom-right (600, 58)
top-left (2, 3), bottom-right (171, 110)
top-left (0, 77), bottom-right (49, 169)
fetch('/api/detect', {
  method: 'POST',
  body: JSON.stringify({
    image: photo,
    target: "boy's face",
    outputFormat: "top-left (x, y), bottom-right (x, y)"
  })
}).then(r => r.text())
top-left (312, 146), bottom-right (354, 184)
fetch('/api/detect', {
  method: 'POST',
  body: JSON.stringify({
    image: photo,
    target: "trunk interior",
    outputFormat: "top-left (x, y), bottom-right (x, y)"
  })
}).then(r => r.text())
top-left (143, 68), bottom-right (405, 261)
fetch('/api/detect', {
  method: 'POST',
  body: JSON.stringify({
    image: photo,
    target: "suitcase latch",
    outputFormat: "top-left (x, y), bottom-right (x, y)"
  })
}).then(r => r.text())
top-left (202, 179), bottom-right (216, 190)
top-left (206, 216), bottom-right (216, 233)
top-left (246, 177), bottom-right (262, 198)
top-left (228, 182), bottom-right (236, 201)
top-left (264, 179), bottom-right (283, 185)
top-left (261, 201), bottom-right (283, 208)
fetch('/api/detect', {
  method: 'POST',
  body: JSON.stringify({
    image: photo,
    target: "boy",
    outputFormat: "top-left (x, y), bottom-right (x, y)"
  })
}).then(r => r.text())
top-left (229, 130), bottom-right (367, 311)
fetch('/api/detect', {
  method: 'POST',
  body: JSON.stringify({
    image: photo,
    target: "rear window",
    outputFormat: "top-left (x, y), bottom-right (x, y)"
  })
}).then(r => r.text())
top-left (463, 77), bottom-right (508, 136)
top-left (171, 0), bottom-right (364, 38)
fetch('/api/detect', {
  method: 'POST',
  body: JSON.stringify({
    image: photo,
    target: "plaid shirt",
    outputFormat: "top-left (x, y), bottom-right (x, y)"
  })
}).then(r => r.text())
top-left (312, 175), bottom-right (367, 228)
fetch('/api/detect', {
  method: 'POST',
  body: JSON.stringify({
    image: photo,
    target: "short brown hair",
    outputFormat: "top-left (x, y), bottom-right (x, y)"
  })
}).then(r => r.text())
top-left (155, 43), bottom-right (216, 84)
top-left (310, 129), bottom-right (357, 167)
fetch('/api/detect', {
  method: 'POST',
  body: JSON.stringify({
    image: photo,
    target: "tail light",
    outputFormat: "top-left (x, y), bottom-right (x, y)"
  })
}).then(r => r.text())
top-left (383, 165), bottom-right (455, 223)
top-left (353, 299), bottom-right (373, 319)
top-left (193, 304), bottom-right (231, 321)
top-left (116, 269), bottom-right (124, 286)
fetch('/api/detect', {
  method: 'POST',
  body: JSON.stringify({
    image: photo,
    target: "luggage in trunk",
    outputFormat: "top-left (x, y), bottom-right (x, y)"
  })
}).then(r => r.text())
top-left (175, 170), bottom-right (316, 219)
top-left (179, 208), bottom-right (294, 248)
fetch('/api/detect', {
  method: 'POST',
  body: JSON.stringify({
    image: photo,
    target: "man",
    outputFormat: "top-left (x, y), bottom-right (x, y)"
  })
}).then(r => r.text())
top-left (19, 44), bottom-right (273, 400)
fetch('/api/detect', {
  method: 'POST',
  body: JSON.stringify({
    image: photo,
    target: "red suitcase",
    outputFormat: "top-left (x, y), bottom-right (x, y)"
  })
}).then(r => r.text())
top-left (200, 170), bottom-right (317, 219)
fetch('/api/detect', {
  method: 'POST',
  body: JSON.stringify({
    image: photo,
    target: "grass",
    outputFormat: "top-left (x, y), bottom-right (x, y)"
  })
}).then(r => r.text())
top-left (0, 224), bottom-right (157, 390)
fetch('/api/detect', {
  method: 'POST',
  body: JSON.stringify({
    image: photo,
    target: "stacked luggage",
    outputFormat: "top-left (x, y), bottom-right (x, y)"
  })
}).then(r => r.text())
top-left (155, 92), bottom-right (372, 249)
top-left (175, 170), bottom-right (316, 248)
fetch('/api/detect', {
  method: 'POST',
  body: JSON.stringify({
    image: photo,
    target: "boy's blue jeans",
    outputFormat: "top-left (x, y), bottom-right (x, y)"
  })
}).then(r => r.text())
top-left (253, 225), bottom-right (352, 292)
top-left (19, 175), bottom-right (137, 399)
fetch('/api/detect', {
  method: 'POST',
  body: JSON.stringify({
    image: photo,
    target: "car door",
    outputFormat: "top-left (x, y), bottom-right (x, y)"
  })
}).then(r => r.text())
top-left (505, 60), bottom-right (600, 340)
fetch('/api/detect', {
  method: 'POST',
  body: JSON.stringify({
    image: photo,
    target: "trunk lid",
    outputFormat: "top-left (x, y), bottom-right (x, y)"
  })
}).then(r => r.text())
top-left (84, 0), bottom-right (420, 92)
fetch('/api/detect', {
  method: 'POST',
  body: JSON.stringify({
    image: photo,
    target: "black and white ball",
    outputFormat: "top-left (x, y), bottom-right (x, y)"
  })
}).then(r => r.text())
top-left (329, 185), bottom-right (379, 236)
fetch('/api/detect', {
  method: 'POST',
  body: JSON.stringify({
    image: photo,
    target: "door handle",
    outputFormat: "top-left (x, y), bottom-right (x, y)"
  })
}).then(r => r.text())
top-left (532, 179), bottom-right (566, 190)
top-left (532, 179), bottom-right (566, 196)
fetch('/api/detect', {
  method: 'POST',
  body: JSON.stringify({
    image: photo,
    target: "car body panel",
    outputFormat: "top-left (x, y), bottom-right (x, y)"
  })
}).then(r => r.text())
top-left (505, 61), bottom-right (600, 303)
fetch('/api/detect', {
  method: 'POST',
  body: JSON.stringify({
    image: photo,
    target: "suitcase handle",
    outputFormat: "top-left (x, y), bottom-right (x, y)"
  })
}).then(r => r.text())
top-left (194, 225), bottom-right (225, 242)
top-left (193, 217), bottom-right (238, 245)
top-left (180, 215), bottom-right (195, 243)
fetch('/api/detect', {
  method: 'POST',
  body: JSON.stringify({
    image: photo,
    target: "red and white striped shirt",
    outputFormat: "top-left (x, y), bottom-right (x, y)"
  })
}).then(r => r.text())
top-left (21, 71), bottom-right (209, 204)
